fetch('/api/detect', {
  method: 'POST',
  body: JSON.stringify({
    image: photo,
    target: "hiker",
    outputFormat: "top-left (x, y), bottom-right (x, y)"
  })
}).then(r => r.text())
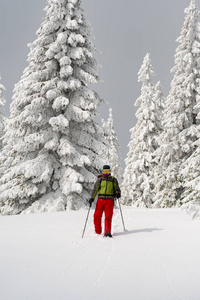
top-left (89, 165), bottom-right (121, 237)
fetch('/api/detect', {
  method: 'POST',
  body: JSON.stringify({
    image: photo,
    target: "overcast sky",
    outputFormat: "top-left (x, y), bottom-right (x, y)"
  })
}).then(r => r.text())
top-left (0, 0), bottom-right (195, 167)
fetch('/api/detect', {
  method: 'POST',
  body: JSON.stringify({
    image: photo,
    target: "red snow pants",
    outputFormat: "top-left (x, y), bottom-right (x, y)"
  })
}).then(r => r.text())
top-left (94, 198), bottom-right (114, 235)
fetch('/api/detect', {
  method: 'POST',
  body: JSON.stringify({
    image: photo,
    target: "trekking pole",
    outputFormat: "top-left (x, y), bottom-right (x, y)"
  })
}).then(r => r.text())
top-left (118, 199), bottom-right (126, 231)
top-left (82, 205), bottom-right (91, 238)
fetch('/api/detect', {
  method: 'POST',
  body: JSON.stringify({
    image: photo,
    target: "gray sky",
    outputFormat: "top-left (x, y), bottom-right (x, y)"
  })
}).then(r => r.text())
top-left (0, 0), bottom-right (194, 167)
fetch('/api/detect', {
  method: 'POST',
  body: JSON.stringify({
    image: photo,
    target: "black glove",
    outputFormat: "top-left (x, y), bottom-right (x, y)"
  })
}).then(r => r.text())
top-left (116, 193), bottom-right (121, 199)
top-left (89, 198), bottom-right (94, 207)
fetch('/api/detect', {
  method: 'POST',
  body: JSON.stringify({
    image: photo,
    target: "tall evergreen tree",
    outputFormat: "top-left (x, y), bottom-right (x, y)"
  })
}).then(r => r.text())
top-left (179, 143), bottom-right (200, 218)
top-left (101, 108), bottom-right (122, 182)
top-left (0, 0), bottom-right (106, 214)
top-left (151, 81), bottom-right (165, 204)
top-left (122, 54), bottom-right (162, 208)
top-left (153, 0), bottom-right (200, 208)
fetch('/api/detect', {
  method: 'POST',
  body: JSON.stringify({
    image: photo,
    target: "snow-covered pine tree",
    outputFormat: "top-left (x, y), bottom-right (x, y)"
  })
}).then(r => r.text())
top-left (179, 144), bottom-right (200, 218)
top-left (153, 0), bottom-right (200, 208)
top-left (152, 81), bottom-right (165, 130)
top-left (0, 75), bottom-right (6, 149)
top-left (151, 81), bottom-right (165, 203)
top-left (122, 53), bottom-right (162, 208)
top-left (0, 0), bottom-right (106, 215)
top-left (101, 108), bottom-right (122, 182)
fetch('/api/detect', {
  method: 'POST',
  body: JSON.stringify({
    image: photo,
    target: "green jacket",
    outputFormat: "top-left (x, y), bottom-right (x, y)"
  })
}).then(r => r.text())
top-left (91, 175), bottom-right (121, 200)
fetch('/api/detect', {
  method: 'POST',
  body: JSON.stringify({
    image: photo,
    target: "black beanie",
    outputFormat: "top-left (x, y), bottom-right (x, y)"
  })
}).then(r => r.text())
top-left (103, 165), bottom-right (110, 170)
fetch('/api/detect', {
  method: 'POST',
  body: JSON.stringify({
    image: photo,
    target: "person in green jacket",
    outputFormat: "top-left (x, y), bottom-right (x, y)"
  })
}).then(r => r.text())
top-left (89, 165), bottom-right (121, 237)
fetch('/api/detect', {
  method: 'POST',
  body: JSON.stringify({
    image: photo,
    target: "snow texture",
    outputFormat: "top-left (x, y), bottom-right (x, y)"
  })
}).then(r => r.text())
top-left (0, 207), bottom-right (200, 300)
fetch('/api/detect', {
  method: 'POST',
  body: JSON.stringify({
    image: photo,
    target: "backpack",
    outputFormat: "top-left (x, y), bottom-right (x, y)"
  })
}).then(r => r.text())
top-left (98, 175), bottom-right (116, 198)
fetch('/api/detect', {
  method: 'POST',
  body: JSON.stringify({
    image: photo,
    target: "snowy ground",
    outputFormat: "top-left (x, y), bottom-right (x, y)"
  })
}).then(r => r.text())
top-left (0, 206), bottom-right (200, 300)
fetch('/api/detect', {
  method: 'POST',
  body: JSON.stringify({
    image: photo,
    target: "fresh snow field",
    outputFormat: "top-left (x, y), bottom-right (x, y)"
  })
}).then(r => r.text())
top-left (0, 206), bottom-right (200, 300)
